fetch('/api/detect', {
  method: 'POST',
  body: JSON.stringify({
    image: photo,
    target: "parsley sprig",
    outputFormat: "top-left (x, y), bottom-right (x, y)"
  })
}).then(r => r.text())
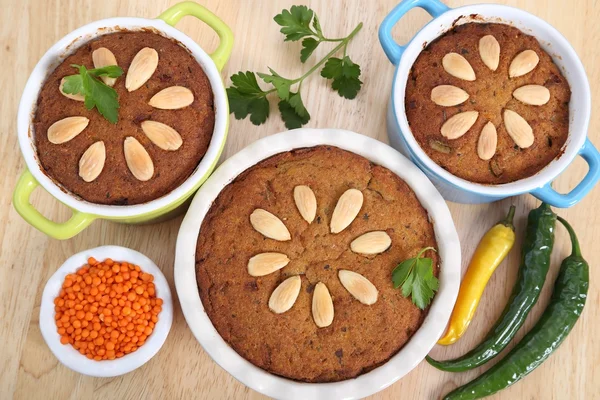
top-left (62, 64), bottom-right (123, 124)
top-left (392, 247), bottom-right (439, 310)
top-left (227, 5), bottom-right (363, 129)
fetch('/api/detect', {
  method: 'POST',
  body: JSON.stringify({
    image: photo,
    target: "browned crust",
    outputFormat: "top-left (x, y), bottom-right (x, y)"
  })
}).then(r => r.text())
top-left (195, 146), bottom-right (438, 382)
top-left (405, 23), bottom-right (570, 184)
top-left (34, 31), bottom-right (215, 205)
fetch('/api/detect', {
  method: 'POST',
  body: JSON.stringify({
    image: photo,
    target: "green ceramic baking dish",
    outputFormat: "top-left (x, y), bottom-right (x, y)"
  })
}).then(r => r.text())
top-left (13, 2), bottom-right (233, 240)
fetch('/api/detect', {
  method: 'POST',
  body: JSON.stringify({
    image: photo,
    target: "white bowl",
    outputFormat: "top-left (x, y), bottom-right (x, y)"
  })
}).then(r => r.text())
top-left (174, 129), bottom-right (461, 399)
top-left (39, 245), bottom-right (173, 377)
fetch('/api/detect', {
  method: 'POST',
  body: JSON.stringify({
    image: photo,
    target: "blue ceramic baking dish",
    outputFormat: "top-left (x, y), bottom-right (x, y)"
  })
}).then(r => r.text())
top-left (379, 0), bottom-right (600, 207)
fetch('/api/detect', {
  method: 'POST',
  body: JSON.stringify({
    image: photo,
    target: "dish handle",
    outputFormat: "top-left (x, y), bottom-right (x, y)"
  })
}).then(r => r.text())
top-left (379, 0), bottom-right (450, 65)
top-left (12, 169), bottom-right (96, 240)
top-left (532, 138), bottom-right (600, 208)
top-left (157, 1), bottom-right (234, 71)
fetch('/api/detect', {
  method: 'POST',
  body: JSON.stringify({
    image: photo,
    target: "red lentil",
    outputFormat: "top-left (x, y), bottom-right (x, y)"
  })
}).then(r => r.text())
top-left (54, 257), bottom-right (161, 360)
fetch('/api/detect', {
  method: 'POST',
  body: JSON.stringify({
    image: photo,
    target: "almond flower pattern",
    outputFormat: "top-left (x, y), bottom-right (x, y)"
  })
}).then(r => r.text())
top-left (247, 186), bottom-right (389, 328)
top-left (50, 47), bottom-right (194, 182)
top-left (430, 35), bottom-right (548, 161)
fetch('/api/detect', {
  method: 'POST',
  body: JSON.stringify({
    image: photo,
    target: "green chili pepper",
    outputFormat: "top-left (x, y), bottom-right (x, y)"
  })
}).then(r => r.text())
top-left (442, 216), bottom-right (588, 399)
top-left (427, 203), bottom-right (556, 372)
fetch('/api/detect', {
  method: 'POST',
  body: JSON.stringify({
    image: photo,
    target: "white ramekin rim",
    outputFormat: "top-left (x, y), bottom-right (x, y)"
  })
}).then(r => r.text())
top-left (174, 128), bottom-right (461, 400)
top-left (39, 245), bottom-right (173, 377)
top-left (392, 4), bottom-right (591, 196)
top-left (17, 17), bottom-right (228, 217)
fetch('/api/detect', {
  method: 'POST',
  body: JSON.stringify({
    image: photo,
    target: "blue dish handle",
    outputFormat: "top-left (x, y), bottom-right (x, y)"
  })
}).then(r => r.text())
top-left (379, 0), bottom-right (450, 65)
top-left (532, 139), bottom-right (600, 208)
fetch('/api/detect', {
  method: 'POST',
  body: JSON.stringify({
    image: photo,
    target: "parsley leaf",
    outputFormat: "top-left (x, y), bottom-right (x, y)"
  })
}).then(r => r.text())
top-left (312, 14), bottom-right (323, 37)
top-left (274, 6), bottom-right (324, 63)
top-left (227, 72), bottom-right (270, 125)
top-left (287, 92), bottom-right (309, 118)
top-left (230, 71), bottom-right (264, 95)
top-left (62, 74), bottom-right (84, 96)
top-left (80, 66), bottom-right (119, 123)
top-left (278, 92), bottom-right (310, 129)
top-left (392, 258), bottom-right (414, 288)
top-left (401, 272), bottom-right (415, 298)
top-left (227, 87), bottom-right (270, 125)
top-left (87, 65), bottom-right (123, 78)
top-left (274, 5), bottom-right (315, 41)
top-left (321, 56), bottom-right (363, 99)
top-left (63, 64), bottom-right (122, 124)
top-left (258, 68), bottom-right (291, 100)
top-left (246, 97), bottom-right (270, 125)
top-left (427, 274), bottom-right (440, 291)
top-left (300, 38), bottom-right (319, 63)
top-left (391, 247), bottom-right (438, 310)
top-left (411, 272), bottom-right (434, 310)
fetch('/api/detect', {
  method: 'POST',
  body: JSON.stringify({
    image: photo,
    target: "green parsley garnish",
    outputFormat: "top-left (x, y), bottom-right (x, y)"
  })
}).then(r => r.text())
top-left (392, 247), bottom-right (439, 310)
top-left (320, 56), bottom-right (362, 99)
top-left (226, 5), bottom-right (363, 129)
top-left (62, 64), bottom-right (124, 124)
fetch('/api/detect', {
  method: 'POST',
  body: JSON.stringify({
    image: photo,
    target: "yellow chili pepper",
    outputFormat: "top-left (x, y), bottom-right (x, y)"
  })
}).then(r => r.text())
top-left (438, 205), bottom-right (516, 346)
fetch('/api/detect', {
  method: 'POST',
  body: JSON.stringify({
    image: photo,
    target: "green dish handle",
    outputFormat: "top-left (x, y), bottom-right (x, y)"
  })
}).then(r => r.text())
top-left (157, 1), bottom-right (234, 71)
top-left (12, 169), bottom-right (96, 240)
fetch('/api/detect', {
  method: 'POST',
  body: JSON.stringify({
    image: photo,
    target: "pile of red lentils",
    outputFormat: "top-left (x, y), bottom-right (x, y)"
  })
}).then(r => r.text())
top-left (54, 257), bottom-right (162, 361)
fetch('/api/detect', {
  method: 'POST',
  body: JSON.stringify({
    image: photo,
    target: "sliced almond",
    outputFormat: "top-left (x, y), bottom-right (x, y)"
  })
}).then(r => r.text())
top-left (479, 35), bottom-right (500, 71)
top-left (512, 85), bottom-right (550, 106)
top-left (293, 185), bottom-right (317, 223)
top-left (268, 276), bottom-right (301, 313)
top-left (504, 110), bottom-right (534, 148)
top-left (350, 231), bottom-right (392, 255)
top-left (312, 282), bottom-right (334, 328)
top-left (477, 122), bottom-right (497, 161)
top-left (442, 53), bottom-right (476, 81)
top-left (440, 111), bottom-right (479, 139)
top-left (141, 121), bottom-right (183, 151)
top-left (509, 50), bottom-right (539, 78)
top-left (47, 116), bottom-right (89, 144)
top-left (248, 253), bottom-right (290, 277)
top-left (125, 47), bottom-right (159, 92)
top-left (430, 85), bottom-right (469, 107)
top-left (78, 141), bottom-right (106, 182)
top-left (250, 209), bottom-right (291, 241)
top-left (59, 78), bottom-right (84, 101)
top-left (92, 47), bottom-right (118, 86)
top-left (338, 270), bottom-right (378, 305)
top-left (123, 136), bottom-right (154, 181)
top-left (330, 189), bottom-right (363, 234)
top-left (149, 86), bottom-right (194, 110)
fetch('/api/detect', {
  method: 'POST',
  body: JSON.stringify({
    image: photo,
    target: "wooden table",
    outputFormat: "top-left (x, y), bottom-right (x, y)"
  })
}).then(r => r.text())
top-left (1, 0), bottom-right (598, 398)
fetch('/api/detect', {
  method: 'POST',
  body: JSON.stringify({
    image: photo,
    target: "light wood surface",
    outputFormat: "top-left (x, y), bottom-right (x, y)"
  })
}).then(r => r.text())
top-left (1, 0), bottom-right (598, 399)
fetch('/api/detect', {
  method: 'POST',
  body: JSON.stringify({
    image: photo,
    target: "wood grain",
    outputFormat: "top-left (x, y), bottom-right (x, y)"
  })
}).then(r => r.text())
top-left (0, 0), bottom-right (598, 399)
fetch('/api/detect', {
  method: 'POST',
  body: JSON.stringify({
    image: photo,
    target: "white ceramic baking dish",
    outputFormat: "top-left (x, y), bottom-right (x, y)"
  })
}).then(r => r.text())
top-left (174, 129), bottom-right (461, 399)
